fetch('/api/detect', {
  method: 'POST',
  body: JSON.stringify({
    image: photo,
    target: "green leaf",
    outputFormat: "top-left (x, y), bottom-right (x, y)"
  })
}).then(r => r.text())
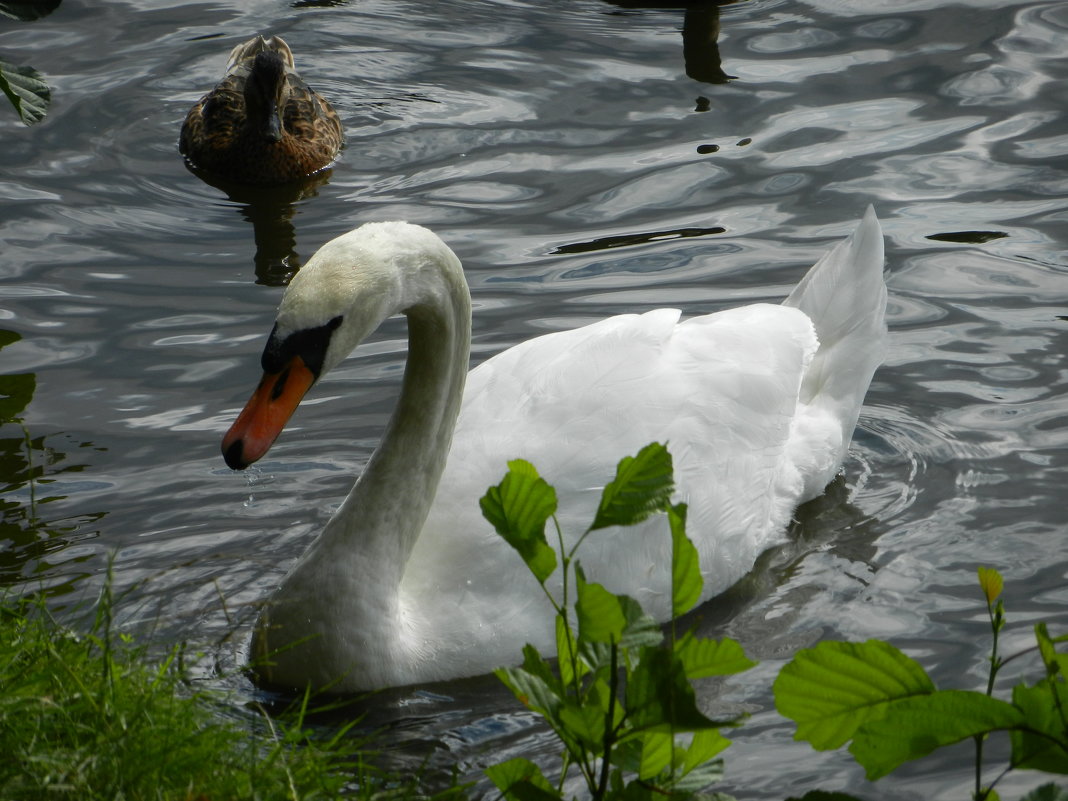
top-left (0, 372), bottom-right (35, 421)
top-left (668, 755), bottom-right (726, 793)
top-left (480, 459), bottom-right (558, 584)
top-left (850, 690), bottom-right (1026, 779)
top-left (0, 2), bottom-right (62, 21)
top-left (0, 330), bottom-right (34, 421)
top-left (555, 613), bottom-right (585, 687)
top-left (559, 698), bottom-right (606, 750)
top-left (0, 57), bottom-right (49, 125)
top-left (520, 641), bottom-right (563, 697)
top-left (638, 730), bottom-right (672, 780)
top-left (682, 727), bottom-right (732, 773)
top-left (669, 503), bottom-right (702, 616)
top-left (618, 593), bottom-right (663, 650)
top-left (485, 757), bottom-right (560, 801)
top-left (590, 442), bottom-right (674, 531)
top-left (676, 632), bottom-right (756, 679)
top-left (1036, 622), bottom-right (1064, 679)
top-left (1020, 784), bottom-right (1068, 801)
top-left (496, 653), bottom-right (562, 722)
top-left (631, 729), bottom-right (730, 790)
top-left (977, 566), bottom-right (1003, 604)
top-left (1011, 682), bottom-right (1068, 774)
top-left (575, 567), bottom-right (625, 644)
top-left (774, 639), bottom-right (936, 750)
top-left (626, 647), bottom-right (720, 733)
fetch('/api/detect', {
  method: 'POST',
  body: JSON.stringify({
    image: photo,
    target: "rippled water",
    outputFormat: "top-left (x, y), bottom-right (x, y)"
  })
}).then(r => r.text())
top-left (2, 0), bottom-right (1066, 798)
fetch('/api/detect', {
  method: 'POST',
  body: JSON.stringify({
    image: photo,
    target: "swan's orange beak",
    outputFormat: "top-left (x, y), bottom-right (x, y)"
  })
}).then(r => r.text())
top-left (222, 356), bottom-right (316, 470)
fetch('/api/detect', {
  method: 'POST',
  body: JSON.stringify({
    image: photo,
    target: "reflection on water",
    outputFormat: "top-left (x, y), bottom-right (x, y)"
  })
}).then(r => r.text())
top-left (187, 166), bottom-right (334, 285)
top-left (0, 330), bottom-right (104, 590)
top-left (601, 0), bottom-right (735, 86)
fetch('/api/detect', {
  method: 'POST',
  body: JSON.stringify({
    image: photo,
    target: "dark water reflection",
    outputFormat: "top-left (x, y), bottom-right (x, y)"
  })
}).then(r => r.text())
top-left (187, 167), bottom-right (335, 285)
top-left (1, 0), bottom-right (1067, 798)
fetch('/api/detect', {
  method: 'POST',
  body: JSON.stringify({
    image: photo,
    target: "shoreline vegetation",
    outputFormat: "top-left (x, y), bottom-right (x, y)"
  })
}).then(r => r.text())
top-left (0, 577), bottom-right (465, 801)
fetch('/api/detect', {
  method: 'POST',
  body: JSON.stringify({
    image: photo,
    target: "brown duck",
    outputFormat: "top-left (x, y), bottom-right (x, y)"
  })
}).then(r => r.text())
top-left (180, 35), bottom-right (343, 185)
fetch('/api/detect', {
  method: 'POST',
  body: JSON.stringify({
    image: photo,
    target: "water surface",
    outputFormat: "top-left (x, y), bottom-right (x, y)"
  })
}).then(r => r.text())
top-left (1, 1), bottom-right (1066, 798)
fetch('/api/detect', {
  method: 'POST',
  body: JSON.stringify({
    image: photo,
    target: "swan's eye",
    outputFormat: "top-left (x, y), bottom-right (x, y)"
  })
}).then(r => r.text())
top-left (261, 315), bottom-right (343, 377)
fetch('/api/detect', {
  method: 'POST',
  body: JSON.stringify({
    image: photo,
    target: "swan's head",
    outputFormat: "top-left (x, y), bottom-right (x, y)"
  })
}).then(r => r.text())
top-left (221, 221), bottom-right (465, 471)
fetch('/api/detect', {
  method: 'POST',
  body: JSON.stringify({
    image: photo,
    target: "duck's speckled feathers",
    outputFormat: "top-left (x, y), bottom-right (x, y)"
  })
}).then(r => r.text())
top-left (180, 35), bottom-right (343, 185)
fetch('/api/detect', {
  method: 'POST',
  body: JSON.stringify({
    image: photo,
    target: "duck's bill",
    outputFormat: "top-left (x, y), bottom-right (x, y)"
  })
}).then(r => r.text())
top-left (222, 356), bottom-right (316, 470)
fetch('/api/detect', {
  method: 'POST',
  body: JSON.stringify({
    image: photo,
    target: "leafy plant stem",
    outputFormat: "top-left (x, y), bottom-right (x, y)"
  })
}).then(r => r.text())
top-left (17, 419), bottom-right (38, 525)
top-left (597, 640), bottom-right (620, 799)
top-left (552, 515), bottom-right (583, 688)
top-left (975, 589), bottom-right (1005, 799)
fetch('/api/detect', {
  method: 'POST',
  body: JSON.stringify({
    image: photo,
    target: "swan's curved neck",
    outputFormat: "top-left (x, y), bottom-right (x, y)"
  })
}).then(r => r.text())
top-left (280, 261), bottom-right (471, 669)
top-left (334, 295), bottom-right (471, 573)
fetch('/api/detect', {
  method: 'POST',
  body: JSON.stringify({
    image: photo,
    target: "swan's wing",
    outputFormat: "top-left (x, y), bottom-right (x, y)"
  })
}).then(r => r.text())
top-left (406, 303), bottom-right (819, 635)
top-left (784, 205), bottom-right (887, 480)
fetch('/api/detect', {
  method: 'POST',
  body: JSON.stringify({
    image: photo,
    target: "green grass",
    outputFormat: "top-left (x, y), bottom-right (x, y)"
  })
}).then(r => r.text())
top-left (0, 584), bottom-right (457, 801)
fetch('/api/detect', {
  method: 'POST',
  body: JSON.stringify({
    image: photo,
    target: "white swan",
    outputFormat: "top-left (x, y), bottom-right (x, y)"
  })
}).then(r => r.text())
top-left (222, 209), bottom-right (886, 692)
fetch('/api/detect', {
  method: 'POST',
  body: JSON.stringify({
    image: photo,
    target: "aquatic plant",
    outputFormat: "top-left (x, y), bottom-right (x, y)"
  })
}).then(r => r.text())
top-left (482, 442), bottom-right (755, 801)
top-left (775, 567), bottom-right (1068, 801)
top-left (0, 2), bottom-right (54, 125)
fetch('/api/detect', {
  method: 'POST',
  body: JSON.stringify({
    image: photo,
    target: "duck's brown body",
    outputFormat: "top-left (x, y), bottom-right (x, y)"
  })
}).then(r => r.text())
top-left (180, 36), bottom-right (343, 185)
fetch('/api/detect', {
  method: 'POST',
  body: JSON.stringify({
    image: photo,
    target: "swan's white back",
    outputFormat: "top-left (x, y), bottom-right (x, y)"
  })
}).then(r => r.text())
top-left (230, 209), bottom-right (886, 692)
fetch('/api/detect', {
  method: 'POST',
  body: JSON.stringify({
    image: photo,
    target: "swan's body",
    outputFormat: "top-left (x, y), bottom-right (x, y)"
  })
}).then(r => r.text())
top-left (223, 210), bottom-right (886, 692)
top-left (180, 35), bottom-right (343, 185)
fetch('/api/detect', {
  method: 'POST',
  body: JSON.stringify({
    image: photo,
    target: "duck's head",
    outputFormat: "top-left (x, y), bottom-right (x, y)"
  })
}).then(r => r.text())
top-left (244, 50), bottom-right (288, 143)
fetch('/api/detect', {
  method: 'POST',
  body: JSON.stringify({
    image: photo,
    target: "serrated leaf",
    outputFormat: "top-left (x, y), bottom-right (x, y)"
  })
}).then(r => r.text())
top-left (559, 698), bottom-right (606, 750)
top-left (977, 566), bottom-right (1003, 604)
top-left (668, 756), bottom-right (726, 793)
top-left (0, 58), bottom-right (50, 125)
top-left (480, 459), bottom-right (558, 584)
top-left (576, 569), bottom-right (625, 644)
top-left (1011, 682), bottom-right (1068, 774)
top-left (850, 690), bottom-right (1026, 779)
top-left (618, 593), bottom-right (663, 650)
top-left (496, 656), bottom-right (562, 722)
top-left (1035, 622), bottom-right (1063, 679)
top-left (485, 757), bottom-right (559, 801)
top-left (591, 442), bottom-right (674, 531)
top-left (682, 727), bottom-right (732, 773)
top-left (630, 729), bottom-right (730, 791)
top-left (520, 641), bottom-right (563, 697)
top-left (669, 503), bottom-right (702, 616)
top-left (590, 674), bottom-right (625, 731)
top-left (637, 730), bottom-right (673, 780)
top-left (0, 2), bottom-right (62, 21)
top-left (774, 639), bottom-right (936, 750)
top-left (626, 647), bottom-right (719, 733)
top-left (0, 372), bottom-right (34, 421)
top-left (676, 633), bottom-right (756, 679)
top-left (1020, 783), bottom-right (1068, 801)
